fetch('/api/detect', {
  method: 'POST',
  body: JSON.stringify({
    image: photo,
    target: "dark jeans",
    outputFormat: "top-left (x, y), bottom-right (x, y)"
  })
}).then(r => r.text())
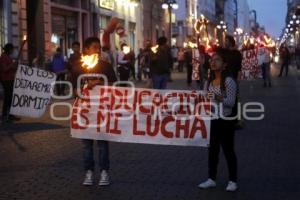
top-left (208, 119), bottom-right (237, 182)
top-left (1, 80), bottom-right (14, 117)
top-left (152, 74), bottom-right (168, 89)
top-left (186, 64), bottom-right (193, 85)
top-left (178, 61), bottom-right (184, 72)
top-left (279, 62), bottom-right (289, 76)
top-left (82, 139), bottom-right (109, 171)
top-left (262, 63), bottom-right (271, 84)
top-left (129, 64), bottom-right (136, 80)
top-left (55, 73), bottom-right (66, 96)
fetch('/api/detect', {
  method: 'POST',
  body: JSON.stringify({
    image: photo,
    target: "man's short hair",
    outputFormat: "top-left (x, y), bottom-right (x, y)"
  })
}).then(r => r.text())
top-left (225, 35), bottom-right (236, 47)
top-left (157, 36), bottom-right (168, 46)
top-left (83, 37), bottom-right (100, 49)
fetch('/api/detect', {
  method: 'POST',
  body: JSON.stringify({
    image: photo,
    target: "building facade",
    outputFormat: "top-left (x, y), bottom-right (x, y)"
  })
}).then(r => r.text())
top-left (174, 0), bottom-right (198, 46)
top-left (1, 0), bottom-right (145, 66)
top-left (92, 0), bottom-right (143, 51)
top-left (142, 0), bottom-right (164, 45)
top-left (237, 0), bottom-right (251, 34)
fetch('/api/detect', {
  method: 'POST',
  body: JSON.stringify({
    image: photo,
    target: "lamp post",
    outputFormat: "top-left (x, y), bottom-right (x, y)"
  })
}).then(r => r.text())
top-left (250, 10), bottom-right (258, 34)
top-left (162, 0), bottom-right (178, 45)
top-left (217, 20), bottom-right (227, 46)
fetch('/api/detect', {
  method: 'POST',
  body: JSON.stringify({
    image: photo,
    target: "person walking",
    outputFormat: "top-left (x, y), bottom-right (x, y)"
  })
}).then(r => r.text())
top-left (198, 48), bottom-right (238, 192)
top-left (117, 43), bottom-right (130, 84)
top-left (184, 46), bottom-right (193, 87)
top-left (278, 46), bottom-right (291, 77)
top-left (177, 48), bottom-right (185, 72)
top-left (262, 48), bottom-right (272, 87)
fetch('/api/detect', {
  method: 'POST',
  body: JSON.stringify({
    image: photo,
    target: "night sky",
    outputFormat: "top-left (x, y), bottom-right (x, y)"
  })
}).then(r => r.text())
top-left (248, 0), bottom-right (287, 38)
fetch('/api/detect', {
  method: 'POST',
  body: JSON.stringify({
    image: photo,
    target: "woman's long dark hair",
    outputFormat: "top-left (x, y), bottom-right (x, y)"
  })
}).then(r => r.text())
top-left (207, 48), bottom-right (234, 93)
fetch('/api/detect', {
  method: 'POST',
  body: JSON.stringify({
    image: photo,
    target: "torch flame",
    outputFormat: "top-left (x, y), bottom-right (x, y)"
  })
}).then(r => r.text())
top-left (122, 45), bottom-right (131, 54)
top-left (151, 45), bottom-right (159, 53)
top-left (23, 35), bottom-right (27, 41)
top-left (81, 54), bottom-right (99, 70)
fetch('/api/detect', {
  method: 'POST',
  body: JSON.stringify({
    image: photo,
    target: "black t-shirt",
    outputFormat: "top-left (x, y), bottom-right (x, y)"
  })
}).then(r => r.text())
top-left (226, 49), bottom-right (242, 80)
top-left (87, 60), bottom-right (117, 83)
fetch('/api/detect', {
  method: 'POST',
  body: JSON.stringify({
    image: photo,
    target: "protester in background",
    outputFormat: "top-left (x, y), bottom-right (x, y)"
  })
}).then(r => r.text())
top-left (198, 48), bottom-right (238, 192)
top-left (171, 45), bottom-right (178, 71)
top-left (141, 44), bottom-right (152, 80)
top-left (262, 48), bottom-right (272, 87)
top-left (197, 45), bottom-right (211, 90)
top-left (150, 36), bottom-right (173, 89)
top-left (177, 48), bottom-right (185, 72)
top-left (0, 43), bottom-right (20, 122)
top-left (80, 37), bottom-right (117, 186)
top-left (51, 47), bottom-right (67, 96)
top-left (67, 42), bottom-right (83, 97)
top-left (224, 35), bottom-right (243, 81)
top-left (117, 43), bottom-right (130, 84)
top-left (184, 45), bottom-right (193, 87)
top-left (32, 52), bottom-right (45, 68)
top-left (278, 46), bottom-right (291, 77)
top-left (224, 35), bottom-right (244, 130)
top-left (127, 48), bottom-right (136, 81)
top-left (137, 48), bottom-right (143, 81)
top-left (101, 46), bottom-right (113, 65)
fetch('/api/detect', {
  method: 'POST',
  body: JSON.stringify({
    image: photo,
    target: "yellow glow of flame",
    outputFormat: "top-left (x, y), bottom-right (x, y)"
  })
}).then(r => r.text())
top-left (23, 35), bottom-right (27, 41)
top-left (81, 54), bottom-right (99, 70)
top-left (151, 45), bottom-right (159, 53)
top-left (188, 41), bottom-right (197, 48)
top-left (123, 46), bottom-right (131, 54)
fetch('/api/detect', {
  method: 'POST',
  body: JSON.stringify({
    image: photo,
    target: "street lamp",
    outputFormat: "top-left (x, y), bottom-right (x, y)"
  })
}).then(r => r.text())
top-left (162, 0), bottom-right (178, 45)
top-left (217, 20), bottom-right (227, 31)
top-left (217, 20), bottom-right (227, 46)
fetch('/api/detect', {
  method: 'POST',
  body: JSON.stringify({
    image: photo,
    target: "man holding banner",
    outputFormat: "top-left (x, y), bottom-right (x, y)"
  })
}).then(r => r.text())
top-left (80, 37), bottom-right (117, 186)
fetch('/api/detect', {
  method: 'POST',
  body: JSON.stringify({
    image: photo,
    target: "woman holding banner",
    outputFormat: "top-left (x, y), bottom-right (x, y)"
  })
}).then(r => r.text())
top-left (0, 43), bottom-right (20, 122)
top-left (198, 48), bottom-right (238, 192)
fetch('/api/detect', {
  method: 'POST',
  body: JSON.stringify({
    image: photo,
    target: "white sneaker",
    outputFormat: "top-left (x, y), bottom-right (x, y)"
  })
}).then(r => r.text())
top-left (82, 170), bottom-right (93, 186)
top-left (226, 181), bottom-right (238, 192)
top-left (198, 178), bottom-right (216, 189)
top-left (99, 170), bottom-right (110, 186)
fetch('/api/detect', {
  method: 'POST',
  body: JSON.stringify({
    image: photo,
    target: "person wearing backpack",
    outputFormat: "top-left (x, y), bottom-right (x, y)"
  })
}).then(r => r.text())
top-left (0, 43), bottom-right (20, 122)
top-left (198, 48), bottom-right (238, 192)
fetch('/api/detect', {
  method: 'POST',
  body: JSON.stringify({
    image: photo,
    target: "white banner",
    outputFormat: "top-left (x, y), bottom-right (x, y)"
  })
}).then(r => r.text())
top-left (241, 47), bottom-right (267, 80)
top-left (71, 86), bottom-right (211, 147)
top-left (10, 65), bottom-right (56, 118)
